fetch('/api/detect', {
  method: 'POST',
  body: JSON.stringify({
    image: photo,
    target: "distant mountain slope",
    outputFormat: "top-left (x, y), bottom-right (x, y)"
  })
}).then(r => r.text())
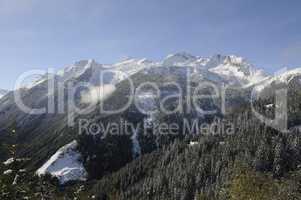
top-left (0, 89), bottom-right (8, 99)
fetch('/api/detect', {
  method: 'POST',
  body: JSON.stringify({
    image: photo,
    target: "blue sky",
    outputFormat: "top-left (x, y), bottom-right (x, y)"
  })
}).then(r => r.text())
top-left (1, 0), bottom-right (301, 89)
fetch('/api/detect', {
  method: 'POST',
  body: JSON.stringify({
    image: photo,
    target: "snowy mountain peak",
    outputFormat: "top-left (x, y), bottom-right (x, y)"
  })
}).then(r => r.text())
top-left (58, 59), bottom-right (102, 81)
top-left (223, 55), bottom-right (245, 65)
top-left (211, 54), bottom-right (225, 62)
top-left (205, 54), bottom-right (245, 68)
top-left (205, 54), bottom-right (268, 86)
top-left (165, 52), bottom-right (196, 59)
top-left (161, 53), bottom-right (267, 86)
top-left (163, 52), bottom-right (197, 66)
top-left (114, 58), bottom-right (153, 67)
top-left (112, 58), bottom-right (154, 76)
top-left (74, 59), bottom-right (97, 66)
top-left (70, 59), bottom-right (99, 70)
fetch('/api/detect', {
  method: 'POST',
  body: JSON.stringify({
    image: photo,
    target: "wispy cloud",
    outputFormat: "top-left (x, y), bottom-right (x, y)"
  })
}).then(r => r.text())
top-left (81, 85), bottom-right (116, 104)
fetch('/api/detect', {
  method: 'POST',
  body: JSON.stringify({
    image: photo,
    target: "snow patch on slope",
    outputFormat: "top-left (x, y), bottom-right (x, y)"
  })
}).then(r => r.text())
top-left (3, 158), bottom-right (14, 166)
top-left (36, 140), bottom-right (87, 184)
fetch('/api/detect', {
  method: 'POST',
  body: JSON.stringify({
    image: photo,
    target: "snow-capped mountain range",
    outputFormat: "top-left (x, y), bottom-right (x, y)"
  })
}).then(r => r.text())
top-left (18, 52), bottom-right (301, 94)
top-left (18, 53), bottom-right (269, 90)
top-left (83, 53), bottom-right (268, 87)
